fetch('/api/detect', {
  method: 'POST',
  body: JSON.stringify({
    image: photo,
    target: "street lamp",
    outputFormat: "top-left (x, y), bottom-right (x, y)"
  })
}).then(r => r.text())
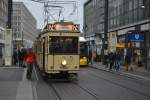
top-left (141, 0), bottom-right (146, 9)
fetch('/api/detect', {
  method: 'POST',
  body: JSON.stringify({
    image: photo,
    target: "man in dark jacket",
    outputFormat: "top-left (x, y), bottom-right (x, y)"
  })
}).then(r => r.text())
top-left (125, 53), bottom-right (131, 71)
top-left (109, 52), bottom-right (114, 70)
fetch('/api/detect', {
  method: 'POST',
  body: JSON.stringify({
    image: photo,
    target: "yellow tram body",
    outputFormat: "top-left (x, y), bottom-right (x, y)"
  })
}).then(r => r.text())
top-left (80, 57), bottom-right (88, 66)
top-left (79, 37), bottom-right (88, 66)
top-left (34, 22), bottom-right (80, 77)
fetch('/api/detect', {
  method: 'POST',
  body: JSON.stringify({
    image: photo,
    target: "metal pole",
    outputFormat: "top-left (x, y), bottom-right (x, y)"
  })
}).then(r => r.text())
top-left (7, 0), bottom-right (13, 28)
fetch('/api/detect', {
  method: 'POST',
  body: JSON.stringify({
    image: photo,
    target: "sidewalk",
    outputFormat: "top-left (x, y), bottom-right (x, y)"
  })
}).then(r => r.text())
top-left (0, 67), bottom-right (36, 100)
top-left (89, 62), bottom-right (150, 81)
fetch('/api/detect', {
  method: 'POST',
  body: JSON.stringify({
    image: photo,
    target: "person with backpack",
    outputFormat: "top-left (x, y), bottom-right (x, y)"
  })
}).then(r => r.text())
top-left (25, 48), bottom-right (36, 79)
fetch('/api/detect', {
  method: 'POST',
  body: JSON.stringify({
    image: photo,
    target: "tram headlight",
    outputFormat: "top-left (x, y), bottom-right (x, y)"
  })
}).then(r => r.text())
top-left (62, 60), bottom-right (67, 66)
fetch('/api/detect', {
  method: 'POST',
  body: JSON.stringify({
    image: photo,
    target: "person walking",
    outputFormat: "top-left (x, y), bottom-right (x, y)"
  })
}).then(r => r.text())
top-left (18, 47), bottom-right (24, 67)
top-left (125, 53), bottom-right (131, 71)
top-left (109, 52), bottom-right (114, 70)
top-left (25, 48), bottom-right (36, 79)
top-left (13, 48), bottom-right (18, 66)
top-left (115, 52), bottom-right (121, 71)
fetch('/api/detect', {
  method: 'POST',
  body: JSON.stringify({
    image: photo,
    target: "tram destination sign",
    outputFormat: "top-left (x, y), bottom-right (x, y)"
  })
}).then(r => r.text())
top-left (46, 22), bottom-right (80, 32)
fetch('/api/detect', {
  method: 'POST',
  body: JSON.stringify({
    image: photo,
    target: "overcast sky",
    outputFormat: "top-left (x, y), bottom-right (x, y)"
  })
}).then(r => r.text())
top-left (13, 0), bottom-right (87, 30)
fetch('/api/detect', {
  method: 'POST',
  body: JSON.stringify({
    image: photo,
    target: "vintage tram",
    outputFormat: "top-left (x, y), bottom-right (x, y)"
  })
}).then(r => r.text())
top-left (34, 22), bottom-right (80, 79)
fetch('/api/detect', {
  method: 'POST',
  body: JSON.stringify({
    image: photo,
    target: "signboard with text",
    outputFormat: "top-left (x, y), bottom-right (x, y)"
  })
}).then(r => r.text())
top-left (46, 22), bottom-right (80, 32)
top-left (129, 32), bottom-right (144, 42)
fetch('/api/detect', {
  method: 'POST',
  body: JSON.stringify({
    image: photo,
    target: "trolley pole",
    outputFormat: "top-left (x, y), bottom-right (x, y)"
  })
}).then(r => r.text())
top-left (101, 0), bottom-right (108, 63)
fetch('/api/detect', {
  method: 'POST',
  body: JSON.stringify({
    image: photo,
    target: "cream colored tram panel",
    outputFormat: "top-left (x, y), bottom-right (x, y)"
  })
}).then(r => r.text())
top-left (47, 55), bottom-right (79, 73)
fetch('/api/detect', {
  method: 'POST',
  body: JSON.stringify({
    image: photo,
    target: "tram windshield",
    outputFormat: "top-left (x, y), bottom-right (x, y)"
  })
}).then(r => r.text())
top-left (80, 42), bottom-right (88, 57)
top-left (49, 37), bottom-right (78, 54)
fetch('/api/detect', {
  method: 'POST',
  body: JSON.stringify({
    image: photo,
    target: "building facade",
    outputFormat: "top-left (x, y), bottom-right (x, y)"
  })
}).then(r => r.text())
top-left (108, 0), bottom-right (150, 64)
top-left (84, 0), bottom-right (150, 63)
top-left (12, 2), bottom-right (37, 49)
top-left (0, 0), bottom-right (8, 28)
top-left (0, 0), bottom-right (8, 65)
top-left (84, 0), bottom-right (105, 60)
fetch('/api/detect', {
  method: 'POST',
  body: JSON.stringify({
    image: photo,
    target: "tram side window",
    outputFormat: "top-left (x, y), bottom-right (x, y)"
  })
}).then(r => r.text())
top-left (49, 37), bottom-right (78, 54)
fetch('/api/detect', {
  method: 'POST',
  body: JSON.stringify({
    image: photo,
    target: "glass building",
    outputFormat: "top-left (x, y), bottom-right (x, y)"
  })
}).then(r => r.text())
top-left (108, 0), bottom-right (150, 63)
top-left (84, 0), bottom-right (105, 60)
top-left (12, 2), bottom-right (38, 49)
top-left (0, 0), bottom-right (8, 65)
top-left (0, 0), bottom-right (8, 28)
top-left (84, 0), bottom-right (150, 63)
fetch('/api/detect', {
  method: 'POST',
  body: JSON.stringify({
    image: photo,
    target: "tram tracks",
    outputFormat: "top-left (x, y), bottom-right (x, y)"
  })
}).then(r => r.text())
top-left (49, 83), bottom-right (62, 100)
top-left (85, 68), bottom-right (150, 98)
top-left (89, 65), bottom-right (150, 85)
top-left (88, 66), bottom-right (150, 87)
top-left (33, 66), bottom-right (103, 100)
top-left (48, 82), bottom-right (103, 100)
top-left (72, 82), bottom-right (103, 100)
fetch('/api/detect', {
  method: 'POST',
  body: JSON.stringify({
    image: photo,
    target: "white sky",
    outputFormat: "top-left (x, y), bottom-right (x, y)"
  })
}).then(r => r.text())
top-left (13, 0), bottom-right (87, 31)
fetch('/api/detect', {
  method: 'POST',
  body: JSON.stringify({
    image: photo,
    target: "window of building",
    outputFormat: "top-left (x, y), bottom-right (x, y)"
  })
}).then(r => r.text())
top-left (134, 0), bottom-right (138, 9)
top-left (133, 8), bottom-right (138, 22)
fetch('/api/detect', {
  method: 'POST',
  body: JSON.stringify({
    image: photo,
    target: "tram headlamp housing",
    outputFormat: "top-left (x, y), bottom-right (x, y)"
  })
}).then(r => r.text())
top-left (62, 60), bottom-right (67, 66)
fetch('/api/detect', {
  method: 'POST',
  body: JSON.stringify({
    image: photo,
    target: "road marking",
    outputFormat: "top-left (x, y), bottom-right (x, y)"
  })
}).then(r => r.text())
top-left (33, 66), bottom-right (39, 81)
top-left (0, 67), bottom-right (22, 69)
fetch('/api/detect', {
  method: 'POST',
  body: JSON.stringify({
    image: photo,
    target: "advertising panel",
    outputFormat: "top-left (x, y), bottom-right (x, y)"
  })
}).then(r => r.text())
top-left (129, 32), bottom-right (144, 42)
top-left (5, 29), bottom-right (12, 66)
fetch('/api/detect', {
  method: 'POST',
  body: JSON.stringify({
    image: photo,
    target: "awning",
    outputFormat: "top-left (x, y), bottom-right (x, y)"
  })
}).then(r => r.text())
top-left (116, 43), bottom-right (131, 48)
top-left (116, 43), bottom-right (125, 48)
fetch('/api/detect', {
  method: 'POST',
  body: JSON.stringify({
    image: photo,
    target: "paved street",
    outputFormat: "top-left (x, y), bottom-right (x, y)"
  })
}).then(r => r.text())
top-left (91, 62), bottom-right (150, 81)
top-left (0, 66), bottom-right (150, 100)
top-left (0, 67), bottom-right (23, 100)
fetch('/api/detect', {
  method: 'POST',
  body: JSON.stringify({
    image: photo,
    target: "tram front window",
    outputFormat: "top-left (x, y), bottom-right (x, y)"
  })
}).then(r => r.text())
top-left (49, 37), bottom-right (78, 54)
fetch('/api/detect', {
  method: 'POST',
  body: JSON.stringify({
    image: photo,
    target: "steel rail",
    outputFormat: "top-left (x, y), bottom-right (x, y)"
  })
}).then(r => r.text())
top-left (89, 66), bottom-right (150, 86)
top-left (72, 82), bottom-right (103, 100)
top-left (86, 68), bottom-right (150, 98)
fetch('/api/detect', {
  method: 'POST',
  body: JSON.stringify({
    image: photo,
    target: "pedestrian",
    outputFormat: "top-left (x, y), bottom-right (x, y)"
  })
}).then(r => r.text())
top-left (92, 51), bottom-right (96, 62)
top-left (115, 52), bottom-right (121, 71)
top-left (109, 52), bottom-right (114, 70)
top-left (125, 53), bottom-right (131, 71)
top-left (89, 49), bottom-right (92, 64)
top-left (18, 47), bottom-right (24, 67)
top-left (113, 52), bottom-right (117, 69)
top-left (105, 54), bottom-right (109, 68)
top-left (22, 48), bottom-right (27, 68)
top-left (13, 48), bottom-right (18, 66)
top-left (25, 48), bottom-right (36, 79)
